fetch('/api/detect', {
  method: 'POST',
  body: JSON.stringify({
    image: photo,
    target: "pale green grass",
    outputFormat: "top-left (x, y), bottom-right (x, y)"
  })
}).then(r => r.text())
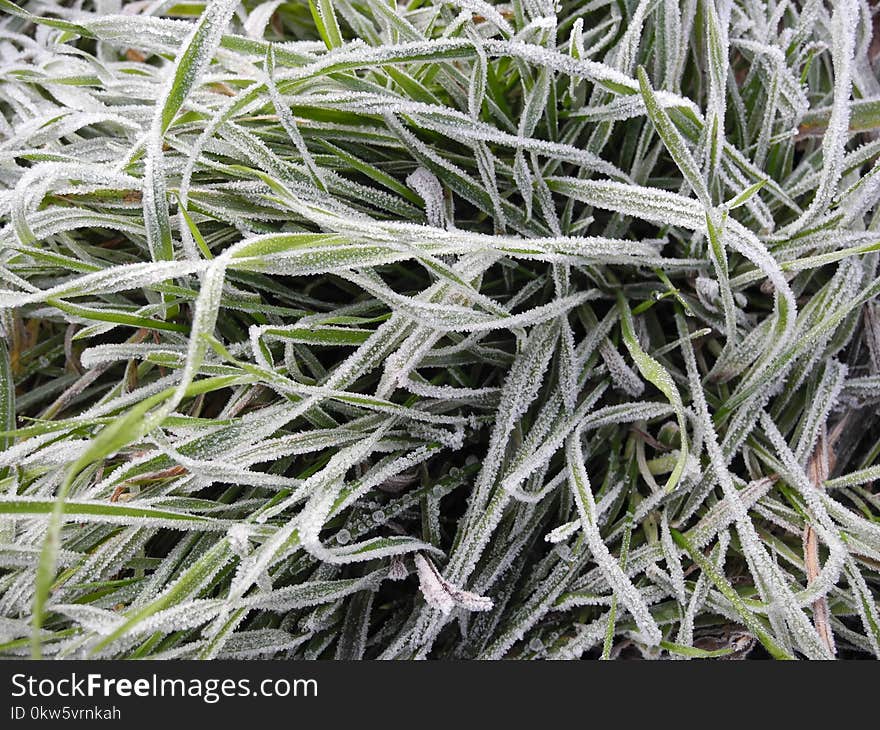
top-left (0, 0), bottom-right (878, 660)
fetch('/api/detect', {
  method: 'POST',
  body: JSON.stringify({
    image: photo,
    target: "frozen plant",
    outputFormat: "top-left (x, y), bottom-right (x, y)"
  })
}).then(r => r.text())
top-left (0, 0), bottom-right (878, 660)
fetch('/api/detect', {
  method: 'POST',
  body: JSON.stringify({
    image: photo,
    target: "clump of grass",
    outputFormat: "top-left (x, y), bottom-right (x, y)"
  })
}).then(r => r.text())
top-left (0, 0), bottom-right (879, 660)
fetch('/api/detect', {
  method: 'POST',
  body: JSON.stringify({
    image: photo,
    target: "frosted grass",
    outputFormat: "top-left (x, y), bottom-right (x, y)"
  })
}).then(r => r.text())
top-left (0, 0), bottom-right (878, 660)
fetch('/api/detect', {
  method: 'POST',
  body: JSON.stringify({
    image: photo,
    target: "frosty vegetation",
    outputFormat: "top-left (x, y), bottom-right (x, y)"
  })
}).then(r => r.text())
top-left (0, 0), bottom-right (879, 660)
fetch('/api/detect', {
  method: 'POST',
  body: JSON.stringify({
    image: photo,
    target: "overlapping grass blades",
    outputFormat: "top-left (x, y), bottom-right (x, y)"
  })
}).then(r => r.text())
top-left (0, 0), bottom-right (879, 659)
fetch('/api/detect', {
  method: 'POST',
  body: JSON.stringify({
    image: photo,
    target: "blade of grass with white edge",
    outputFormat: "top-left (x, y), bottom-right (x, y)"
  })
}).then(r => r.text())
top-left (617, 292), bottom-right (689, 492)
top-left (637, 65), bottom-right (710, 207)
top-left (0, 339), bottom-right (13, 482)
top-left (566, 430), bottom-right (662, 647)
top-left (30, 261), bottom-right (227, 656)
top-left (670, 528), bottom-right (793, 660)
top-left (143, 0), bottom-right (240, 261)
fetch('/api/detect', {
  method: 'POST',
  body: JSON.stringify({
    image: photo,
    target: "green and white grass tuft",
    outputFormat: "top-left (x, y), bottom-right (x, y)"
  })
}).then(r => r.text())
top-left (0, 0), bottom-right (879, 660)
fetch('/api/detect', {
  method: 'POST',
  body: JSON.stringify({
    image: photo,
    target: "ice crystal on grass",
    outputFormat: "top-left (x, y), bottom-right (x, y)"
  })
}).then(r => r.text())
top-left (414, 553), bottom-right (493, 616)
top-left (0, 0), bottom-right (878, 660)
